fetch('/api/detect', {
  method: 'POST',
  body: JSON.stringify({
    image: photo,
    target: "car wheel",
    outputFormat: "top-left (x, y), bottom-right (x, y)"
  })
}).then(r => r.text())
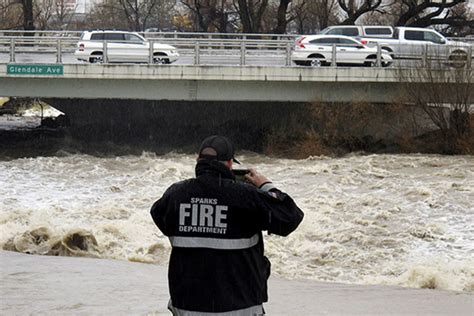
top-left (307, 54), bottom-right (325, 67)
top-left (448, 50), bottom-right (467, 68)
top-left (89, 52), bottom-right (104, 64)
top-left (382, 47), bottom-right (394, 59)
top-left (382, 59), bottom-right (392, 68)
top-left (89, 53), bottom-right (103, 64)
top-left (153, 55), bottom-right (169, 64)
top-left (310, 59), bottom-right (322, 67)
top-left (364, 59), bottom-right (376, 67)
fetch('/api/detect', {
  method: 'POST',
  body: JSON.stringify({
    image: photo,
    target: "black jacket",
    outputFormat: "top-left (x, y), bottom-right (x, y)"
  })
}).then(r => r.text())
top-left (151, 160), bottom-right (304, 313)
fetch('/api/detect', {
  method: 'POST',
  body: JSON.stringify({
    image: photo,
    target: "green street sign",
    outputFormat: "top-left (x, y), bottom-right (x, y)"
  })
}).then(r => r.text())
top-left (7, 64), bottom-right (64, 76)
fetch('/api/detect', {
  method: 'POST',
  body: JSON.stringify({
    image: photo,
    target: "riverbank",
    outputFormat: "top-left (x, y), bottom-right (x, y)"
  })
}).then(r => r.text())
top-left (2, 97), bottom-right (473, 156)
top-left (1, 251), bottom-right (472, 315)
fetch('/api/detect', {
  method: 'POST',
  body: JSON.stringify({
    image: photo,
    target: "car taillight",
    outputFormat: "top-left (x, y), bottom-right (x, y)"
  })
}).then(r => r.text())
top-left (360, 39), bottom-right (368, 45)
top-left (79, 43), bottom-right (84, 51)
top-left (295, 36), bottom-right (306, 49)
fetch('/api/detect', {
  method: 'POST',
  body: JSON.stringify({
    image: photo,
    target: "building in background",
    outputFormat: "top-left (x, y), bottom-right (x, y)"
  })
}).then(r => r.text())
top-left (75, 0), bottom-right (85, 13)
top-left (75, 0), bottom-right (101, 14)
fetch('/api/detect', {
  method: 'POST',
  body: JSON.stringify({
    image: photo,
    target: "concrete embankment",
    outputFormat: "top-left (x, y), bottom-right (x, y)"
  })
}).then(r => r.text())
top-left (1, 251), bottom-right (472, 315)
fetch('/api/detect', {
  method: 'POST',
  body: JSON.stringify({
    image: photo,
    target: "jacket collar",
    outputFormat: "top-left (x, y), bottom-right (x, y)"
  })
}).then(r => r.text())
top-left (195, 160), bottom-right (235, 181)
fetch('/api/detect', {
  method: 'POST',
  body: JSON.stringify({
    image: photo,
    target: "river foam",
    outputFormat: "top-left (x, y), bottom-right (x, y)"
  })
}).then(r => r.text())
top-left (1, 152), bottom-right (473, 292)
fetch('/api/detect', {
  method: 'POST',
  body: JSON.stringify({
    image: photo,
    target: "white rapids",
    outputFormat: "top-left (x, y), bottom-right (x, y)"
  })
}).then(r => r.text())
top-left (1, 152), bottom-right (473, 292)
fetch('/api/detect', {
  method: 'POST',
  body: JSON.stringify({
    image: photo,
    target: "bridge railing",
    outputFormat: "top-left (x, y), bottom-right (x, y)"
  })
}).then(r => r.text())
top-left (0, 34), bottom-right (472, 69)
top-left (0, 30), bottom-right (299, 41)
top-left (1, 30), bottom-right (472, 43)
top-left (0, 36), bottom-right (78, 63)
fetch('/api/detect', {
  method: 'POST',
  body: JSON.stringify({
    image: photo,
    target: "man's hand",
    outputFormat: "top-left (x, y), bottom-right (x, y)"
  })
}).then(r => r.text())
top-left (244, 168), bottom-right (271, 188)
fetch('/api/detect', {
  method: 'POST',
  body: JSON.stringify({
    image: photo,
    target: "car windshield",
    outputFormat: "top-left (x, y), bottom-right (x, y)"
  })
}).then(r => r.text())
top-left (318, 27), bottom-right (331, 34)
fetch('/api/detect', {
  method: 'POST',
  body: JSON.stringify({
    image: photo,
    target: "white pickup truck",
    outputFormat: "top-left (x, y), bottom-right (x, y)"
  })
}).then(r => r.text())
top-left (360, 27), bottom-right (472, 67)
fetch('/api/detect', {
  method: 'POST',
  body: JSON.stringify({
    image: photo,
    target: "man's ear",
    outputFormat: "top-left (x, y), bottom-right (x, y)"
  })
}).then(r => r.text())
top-left (224, 160), bottom-right (233, 169)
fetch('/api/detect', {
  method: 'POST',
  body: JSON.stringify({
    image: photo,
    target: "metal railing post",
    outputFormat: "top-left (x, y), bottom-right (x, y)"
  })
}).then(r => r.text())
top-left (56, 38), bottom-right (62, 63)
top-left (103, 40), bottom-right (108, 63)
top-left (331, 43), bottom-right (337, 67)
top-left (467, 46), bottom-right (472, 70)
top-left (286, 42), bottom-right (292, 66)
top-left (149, 40), bottom-right (154, 64)
top-left (194, 42), bottom-right (200, 65)
top-left (376, 43), bottom-right (381, 67)
top-left (421, 45), bottom-right (427, 68)
top-left (10, 38), bottom-right (15, 62)
top-left (240, 41), bottom-right (246, 65)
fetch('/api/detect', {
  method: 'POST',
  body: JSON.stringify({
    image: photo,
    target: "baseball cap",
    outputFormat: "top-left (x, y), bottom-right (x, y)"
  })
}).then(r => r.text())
top-left (198, 135), bottom-right (240, 164)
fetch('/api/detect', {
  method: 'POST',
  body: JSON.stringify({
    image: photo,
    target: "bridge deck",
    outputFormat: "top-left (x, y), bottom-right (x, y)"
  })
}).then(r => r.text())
top-left (0, 64), bottom-right (470, 103)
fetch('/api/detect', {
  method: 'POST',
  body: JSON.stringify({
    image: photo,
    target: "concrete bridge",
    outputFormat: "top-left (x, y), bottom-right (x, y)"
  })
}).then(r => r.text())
top-left (0, 63), bottom-right (469, 104)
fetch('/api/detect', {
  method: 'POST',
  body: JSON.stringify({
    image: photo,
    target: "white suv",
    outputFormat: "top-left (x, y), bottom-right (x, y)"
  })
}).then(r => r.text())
top-left (292, 35), bottom-right (393, 67)
top-left (74, 30), bottom-right (179, 64)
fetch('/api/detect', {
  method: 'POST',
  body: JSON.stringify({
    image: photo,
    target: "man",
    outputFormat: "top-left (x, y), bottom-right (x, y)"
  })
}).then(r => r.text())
top-left (151, 135), bottom-right (304, 315)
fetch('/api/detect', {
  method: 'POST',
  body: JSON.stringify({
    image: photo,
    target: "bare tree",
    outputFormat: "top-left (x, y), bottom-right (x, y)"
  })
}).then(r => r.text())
top-left (0, 1), bottom-right (23, 29)
top-left (337, 0), bottom-right (383, 25)
top-left (290, 0), bottom-right (309, 33)
top-left (395, 0), bottom-right (473, 29)
top-left (21, 0), bottom-right (35, 33)
top-left (34, 0), bottom-right (76, 30)
top-left (145, 0), bottom-right (179, 31)
top-left (34, 0), bottom-right (55, 30)
top-left (273, 0), bottom-right (292, 33)
top-left (440, 2), bottom-right (473, 36)
top-left (54, 0), bottom-right (76, 29)
top-left (291, 0), bottom-right (340, 33)
top-left (398, 60), bottom-right (473, 154)
top-left (234, 0), bottom-right (269, 33)
top-left (117, 0), bottom-right (160, 31)
top-left (360, 1), bottom-right (472, 36)
top-left (181, 0), bottom-right (235, 32)
top-left (87, 0), bottom-right (174, 31)
top-left (88, 0), bottom-right (130, 30)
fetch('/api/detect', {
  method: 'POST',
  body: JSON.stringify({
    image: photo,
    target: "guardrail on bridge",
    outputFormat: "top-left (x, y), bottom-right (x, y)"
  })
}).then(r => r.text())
top-left (0, 32), bottom-right (472, 69)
